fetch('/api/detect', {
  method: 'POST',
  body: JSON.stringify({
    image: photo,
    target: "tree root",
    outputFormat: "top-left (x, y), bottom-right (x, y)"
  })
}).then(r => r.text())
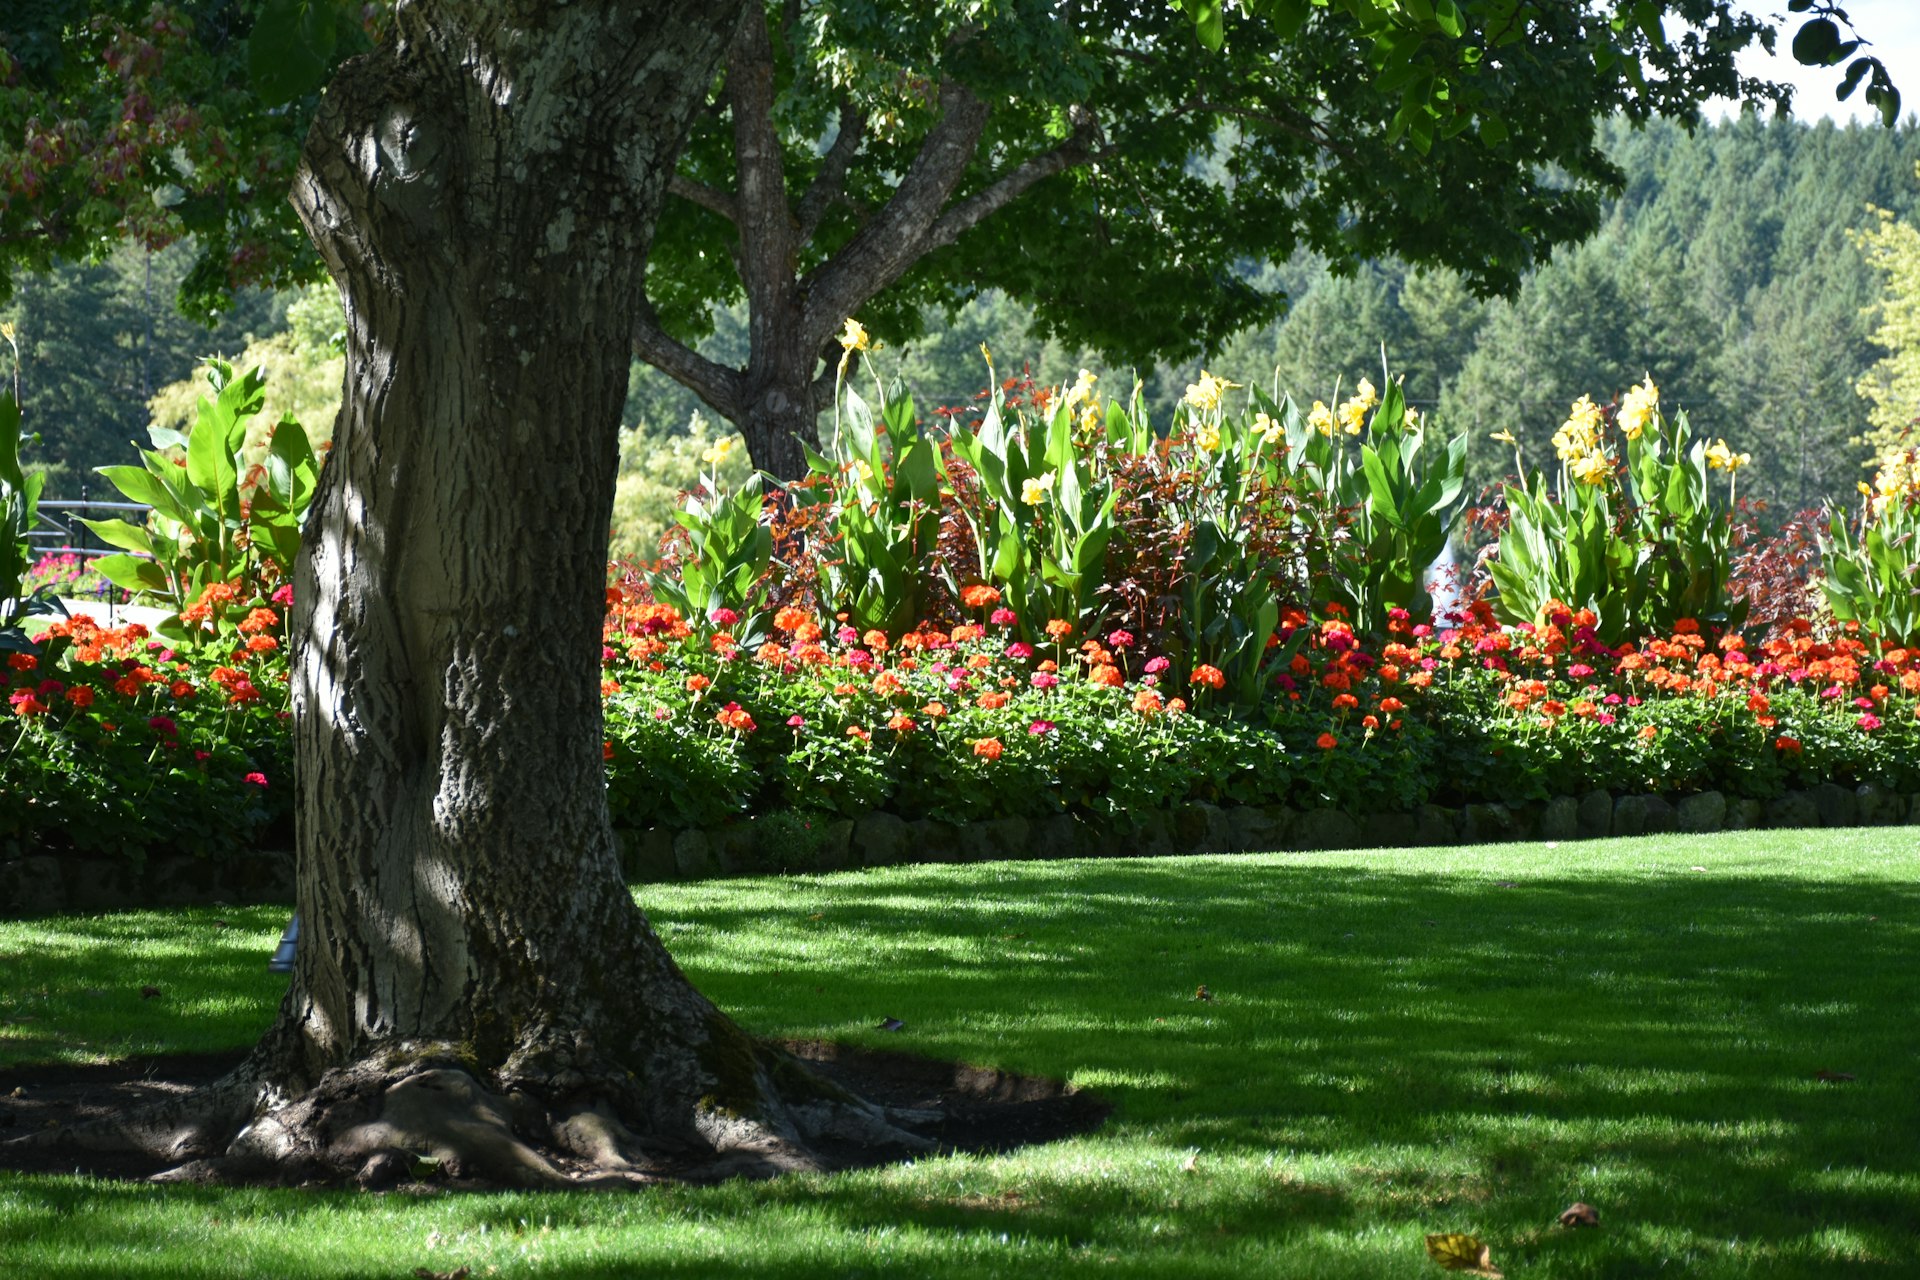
top-left (7, 1037), bottom-right (936, 1189)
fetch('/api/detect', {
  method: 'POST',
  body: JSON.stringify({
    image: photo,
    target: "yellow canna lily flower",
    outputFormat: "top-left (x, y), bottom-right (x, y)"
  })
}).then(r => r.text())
top-left (838, 317), bottom-right (871, 352)
top-left (1021, 472), bottom-right (1054, 506)
top-left (1489, 428), bottom-right (1519, 446)
top-left (700, 436), bottom-right (737, 467)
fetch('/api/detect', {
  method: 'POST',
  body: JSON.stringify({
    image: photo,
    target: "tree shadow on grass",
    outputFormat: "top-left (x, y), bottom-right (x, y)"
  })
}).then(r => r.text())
top-left (3, 852), bottom-right (1918, 1277)
top-left (644, 851), bottom-right (1920, 1275)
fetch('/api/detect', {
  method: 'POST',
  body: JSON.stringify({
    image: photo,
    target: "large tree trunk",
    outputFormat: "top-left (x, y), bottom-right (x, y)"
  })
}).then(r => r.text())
top-left (29, 0), bottom-right (921, 1186)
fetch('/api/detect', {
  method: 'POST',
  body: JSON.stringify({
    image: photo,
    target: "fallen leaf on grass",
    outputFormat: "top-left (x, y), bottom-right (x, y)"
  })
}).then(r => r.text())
top-left (1194, 984), bottom-right (1212, 1002)
top-left (1690, 866), bottom-right (1707, 873)
top-left (1557, 1201), bottom-right (1600, 1228)
top-left (1179, 1151), bottom-right (1199, 1173)
top-left (413, 1268), bottom-right (469, 1280)
top-left (1425, 1232), bottom-right (1503, 1277)
top-left (807, 912), bottom-right (825, 920)
top-left (1494, 881), bottom-right (1518, 889)
top-left (139, 985), bottom-right (163, 1000)
top-left (878, 1017), bottom-right (906, 1032)
top-left (1815, 1069), bottom-right (1856, 1083)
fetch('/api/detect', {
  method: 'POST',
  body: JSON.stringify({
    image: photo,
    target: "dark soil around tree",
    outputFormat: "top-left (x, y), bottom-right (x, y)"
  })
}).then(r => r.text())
top-left (0, 1042), bottom-right (1109, 1189)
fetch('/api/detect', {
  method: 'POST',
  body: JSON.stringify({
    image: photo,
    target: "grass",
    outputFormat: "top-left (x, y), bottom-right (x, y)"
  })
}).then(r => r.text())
top-left (3, 828), bottom-right (1918, 1278)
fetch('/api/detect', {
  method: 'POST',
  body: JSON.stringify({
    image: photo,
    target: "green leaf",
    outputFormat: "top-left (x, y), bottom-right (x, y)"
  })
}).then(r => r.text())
top-left (93, 553), bottom-right (171, 596)
top-left (249, 0), bottom-right (339, 107)
top-left (1791, 17), bottom-right (1841, 68)
top-left (77, 518), bottom-right (154, 557)
top-left (95, 464), bottom-right (187, 522)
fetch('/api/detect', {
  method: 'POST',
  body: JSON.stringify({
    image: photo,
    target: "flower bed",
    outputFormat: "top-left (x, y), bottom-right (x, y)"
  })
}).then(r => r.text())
top-left (595, 593), bottom-right (1920, 835)
top-left (2, 608), bottom-right (293, 864)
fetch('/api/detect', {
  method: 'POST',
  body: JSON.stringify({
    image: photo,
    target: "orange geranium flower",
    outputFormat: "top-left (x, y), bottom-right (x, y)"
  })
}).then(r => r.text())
top-left (961, 584), bottom-right (1002, 609)
top-left (972, 737), bottom-right (1004, 761)
top-left (1190, 664), bottom-right (1226, 690)
top-left (1315, 732), bottom-right (1337, 750)
top-left (976, 691), bottom-right (1010, 709)
top-left (1044, 619), bottom-right (1074, 639)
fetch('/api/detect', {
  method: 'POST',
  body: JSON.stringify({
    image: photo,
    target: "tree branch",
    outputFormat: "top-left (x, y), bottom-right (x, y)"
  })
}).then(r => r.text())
top-left (926, 115), bottom-right (1099, 252)
top-left (667, 173), bottom-right (738, 223)
top-left (631, 305), bottom-right (746, 423)
top-left (800, 78), bottom-right (991, 343)
top-left (796, 101), bottom-right (869, 245)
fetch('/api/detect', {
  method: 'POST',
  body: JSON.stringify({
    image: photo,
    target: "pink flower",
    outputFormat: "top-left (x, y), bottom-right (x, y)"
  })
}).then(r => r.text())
top-left (711, 607), bottom-right (740, 627)
top-left (1853, 696), bottom-right (1875, 710)
top-left (836, 625), bottom-right (859, 645)
top-left (1005, 642), bottom-right (1034, 660)
top-left (787, 714), bottom-right (805, 728)
top-left (1596, 712), bottom-right (1616, 726)
top-left (148, 715), bottom-right (178, 738)
top-left (1028, 719), bottom-right (1057, 736)
top-left (990, 607), bottom-right (1017, 626)
top-left (1411, 624), bottom-right (1432, 638)
top-left (1143, 656), bottom-right (1170, 675)
top-left (1858, 713), bottom-right (1883, 732)
top-left (244, 772), bottom-right (269, 787)
top-left (1030, 671), bottom-right (1059, 689)
top-left (1567, 664), bottom-right (1594, 679)
top-left (1107, 630), bottom-right (1134, 649)
top-left (272, 584), bottom-right (294, 606)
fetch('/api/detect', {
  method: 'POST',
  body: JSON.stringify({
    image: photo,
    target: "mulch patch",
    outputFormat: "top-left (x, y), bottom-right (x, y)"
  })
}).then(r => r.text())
top-left (0, 1042), bottom-right (1108, 1187)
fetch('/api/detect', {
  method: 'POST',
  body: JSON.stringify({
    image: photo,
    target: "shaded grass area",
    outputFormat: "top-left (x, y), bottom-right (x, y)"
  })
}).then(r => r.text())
top-left (3, 829), bottom-right (1919, 1277)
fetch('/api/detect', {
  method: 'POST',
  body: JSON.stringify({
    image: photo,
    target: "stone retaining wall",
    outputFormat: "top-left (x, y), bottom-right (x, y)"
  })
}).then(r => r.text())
top-left (614, 780), bottom-right (1920, 881)
top-left (4, 782), bottom-right (1916, 916)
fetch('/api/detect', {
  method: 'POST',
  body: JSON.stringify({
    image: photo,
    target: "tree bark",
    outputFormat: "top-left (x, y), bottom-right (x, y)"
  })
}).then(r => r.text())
top-left (22, 0), bottom-right (923, 1185)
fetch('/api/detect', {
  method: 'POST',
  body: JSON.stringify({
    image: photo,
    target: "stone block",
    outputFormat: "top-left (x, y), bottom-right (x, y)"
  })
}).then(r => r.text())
top-left (228, 849), bottom-right (295, 902)
top-left (1726, 798), bottom-right (1763, 831)
top-left (65, 857), bottom-right (142, 911)
top-left (1676, 791), bottom-right (1727, 834)
top-left (958, 816), bottom-right (1030, 863)
top-left (1459, 803), bottom-right (1518, 844)
top-left (1764, 791), bottom-right (1820, 830)
top-left (1359, 811), bottom-right (1417, 850)
top-left (1131, 810), bottom-right (1176, 858)
top-left (1854, 782), bottom-right (1902, 826)
top-left (1226, 805), bottom-right (1281, 853)
top-left (0, 857), bottom-right (66, 917)
top-left (911, 819), bottom-right (962, 863)
top-left (1538, 795), bottom-right (1580, 841)
top-left (623, 829), bottom-right (677, 882)
top-left (1292, 808), bottom-right (1359, 851)
top-left (1184, 803), bottom-right (1233, 854)
top-left (815, 820), bottom-right (854, 871)
top-left (1414, 805), bottom-right (1459, 846)
top-left (1577, 789), bottom-right (1615, 839)
top-left (1810, 782), bottom-right (1858, 828)
top-left (146, 855), bottom-right (224, 906)
top-left (710, 823), bottom-right (759, 875)
top-left (672, 829), bottom-right (714, 879)
top-left (1613, 793), bottom-right (1676, 838)
top-left (1036, 809), bottom-right (1082, 859)
top-left (853, 812), bottom-right (909, 867)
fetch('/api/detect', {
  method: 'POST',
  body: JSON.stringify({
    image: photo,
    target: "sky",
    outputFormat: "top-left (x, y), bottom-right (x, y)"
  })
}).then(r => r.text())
top-left (1718, 0), bottom-right (1920, 123)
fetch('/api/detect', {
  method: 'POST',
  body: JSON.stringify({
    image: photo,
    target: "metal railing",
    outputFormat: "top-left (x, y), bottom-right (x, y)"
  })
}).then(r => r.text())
top-left (27, 490), bottom-right (151, 560)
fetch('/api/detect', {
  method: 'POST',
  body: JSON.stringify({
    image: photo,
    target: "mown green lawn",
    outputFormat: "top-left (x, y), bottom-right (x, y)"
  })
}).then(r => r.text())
top-left (3, 828), bottom-right (1917, 1278)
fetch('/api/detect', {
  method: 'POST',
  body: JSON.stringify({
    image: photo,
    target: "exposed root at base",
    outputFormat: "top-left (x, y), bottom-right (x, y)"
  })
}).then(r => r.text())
top-left (6, 1041), bottom-right (940, 1189)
